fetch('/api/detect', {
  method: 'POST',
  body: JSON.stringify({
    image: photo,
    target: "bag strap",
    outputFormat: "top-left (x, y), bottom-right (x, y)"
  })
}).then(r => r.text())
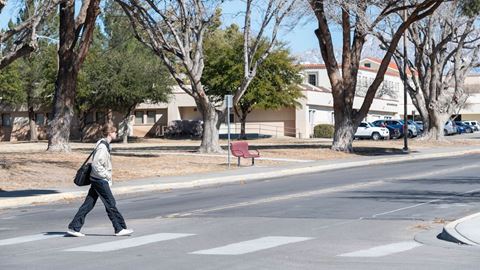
top-left (80, 140), bottom-right (110, 167)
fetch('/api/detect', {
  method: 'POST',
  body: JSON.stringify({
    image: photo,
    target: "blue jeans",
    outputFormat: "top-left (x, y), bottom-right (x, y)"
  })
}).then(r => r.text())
top-left (68, 179), bottom-right (127, 233)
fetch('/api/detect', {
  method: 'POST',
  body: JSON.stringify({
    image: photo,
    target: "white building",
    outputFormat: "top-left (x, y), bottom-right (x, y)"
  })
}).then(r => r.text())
top-left (2, 57), bottom-right (479, 141)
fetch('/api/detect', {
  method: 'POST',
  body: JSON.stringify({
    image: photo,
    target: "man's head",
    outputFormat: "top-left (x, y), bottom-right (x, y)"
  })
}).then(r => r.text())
top-left (103, 126), bottom-right (117, 142)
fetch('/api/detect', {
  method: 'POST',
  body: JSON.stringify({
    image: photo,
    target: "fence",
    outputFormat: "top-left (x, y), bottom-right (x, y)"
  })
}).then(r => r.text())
top-left (219, 122), bottom-right (299, 138)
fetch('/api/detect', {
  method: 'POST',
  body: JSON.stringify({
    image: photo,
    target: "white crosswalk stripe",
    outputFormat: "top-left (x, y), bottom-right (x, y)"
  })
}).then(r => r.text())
top-left (190, 236), bottom-right (313, 255)
top-left (0, 233), bottom-right (64, 246)
top-left (64, 233), bottom-right (195, 252)
top-left (338, 241), bottom-right (423, 257)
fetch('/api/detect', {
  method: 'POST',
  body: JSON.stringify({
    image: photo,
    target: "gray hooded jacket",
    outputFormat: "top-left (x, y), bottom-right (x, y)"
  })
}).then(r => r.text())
top-left (90, 138), bottom-right (112, 186)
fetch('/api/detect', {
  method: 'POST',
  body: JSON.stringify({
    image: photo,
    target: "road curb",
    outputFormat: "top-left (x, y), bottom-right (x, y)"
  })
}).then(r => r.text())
top-left (440, 212), bottom-right (480, 246)
top-left (1, 148), bottom-right (480, 210)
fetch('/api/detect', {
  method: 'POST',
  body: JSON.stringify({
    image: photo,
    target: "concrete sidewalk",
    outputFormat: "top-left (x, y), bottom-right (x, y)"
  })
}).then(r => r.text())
top-left (1, 146), bottom-right (480, 210)
top-left (442, 212), bottom-right (480, 245)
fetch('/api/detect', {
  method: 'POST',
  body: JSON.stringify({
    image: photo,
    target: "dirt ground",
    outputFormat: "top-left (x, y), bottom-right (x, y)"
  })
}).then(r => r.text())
top-left (1, 136), bottom-right (479, 191)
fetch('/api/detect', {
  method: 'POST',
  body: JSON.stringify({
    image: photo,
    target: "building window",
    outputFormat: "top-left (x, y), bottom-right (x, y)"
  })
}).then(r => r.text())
top-left (1, 114), bottom-right (11, 127)
top-left (308, 74), bottom-right (317, 86)
top-left (35, 113), bottom-right (45, 126)
top-left (364, 63), bottom-right (371, 68)
top-left (96, 112), bottom-right (105, 124)
top-left (147, 111), bottom-right (156, 124)
top-left (135, 111), bottom-right (144, 124)
top-left (85, 112), bottom-right (94, 125)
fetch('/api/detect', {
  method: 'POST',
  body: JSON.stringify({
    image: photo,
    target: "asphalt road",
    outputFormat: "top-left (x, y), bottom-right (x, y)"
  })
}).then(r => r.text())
top-left (2, 154), bottom-right (480, 269)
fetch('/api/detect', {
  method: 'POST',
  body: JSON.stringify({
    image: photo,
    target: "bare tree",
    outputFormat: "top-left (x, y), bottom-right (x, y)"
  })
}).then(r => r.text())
top-left (0, 0), bottom-right (6, 12)
top-left (0, 0), bottom-right (63, 70)
top-left (47, 0), bottom-right (101, 152)
top-left (308, 0), bottom-right (442, 152)
top-left (115, 0), bottom-right (300, 153)
top-left (233, 0), bottom-right (300, 104)
top-left (378, 3), bottom-right (480, 140)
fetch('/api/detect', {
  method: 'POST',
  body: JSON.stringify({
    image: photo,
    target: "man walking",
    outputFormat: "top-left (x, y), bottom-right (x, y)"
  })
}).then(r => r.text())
top-left (67, 126), bottom-right (133, 237)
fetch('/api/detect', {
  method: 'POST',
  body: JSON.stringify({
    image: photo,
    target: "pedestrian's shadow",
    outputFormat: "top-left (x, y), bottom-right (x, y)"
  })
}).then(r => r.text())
top-left (0, 189), bottom-right (59, 198)
top-left (44, 231), bottom-right (114, 237)
top-left (43, 231), bottom-right (72, 237)
top-left (84, 233), bottom-right (115, 237)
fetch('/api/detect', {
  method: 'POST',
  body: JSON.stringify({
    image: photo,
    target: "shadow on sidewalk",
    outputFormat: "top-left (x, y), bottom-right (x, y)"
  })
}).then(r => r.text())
top-left (0, 189), bottom-right (59, 198)
top-left (353, 147), bottom-right (418, 156)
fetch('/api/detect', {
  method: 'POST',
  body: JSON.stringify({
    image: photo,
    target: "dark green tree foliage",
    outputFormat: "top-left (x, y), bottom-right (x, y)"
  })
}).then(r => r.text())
top-left (0, 1), bottom-right (58, 140)
top-left (461, 0), bottom-right (480, 17)
top-left (0, 61), bottom-right (24, 105)
top-left (77, 1), bottom-right (172, 142)
top-left (203, 25), bottom-right (303, 139)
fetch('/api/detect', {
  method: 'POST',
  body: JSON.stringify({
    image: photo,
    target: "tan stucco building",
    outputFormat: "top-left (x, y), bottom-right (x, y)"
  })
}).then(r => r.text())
top-left (2, 57), bottom-right (480, 141)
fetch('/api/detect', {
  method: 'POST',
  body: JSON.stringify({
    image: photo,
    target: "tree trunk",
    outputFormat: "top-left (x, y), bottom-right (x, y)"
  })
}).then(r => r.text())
top-left (122, 124), bottom-right (129, 143)
top-left (28, 106), bottom-right (38, 141)
top-left (240, 116), bottom-right (247, 140)
top-left (106, 108), bottom-right (114, 128)
top-left (331, 116), bottom-right (356, 153)
top-left (421, 110), bottom-right (450, 141)
top-left (47, 0), bottom-right (100, 152)
top-left (48, 64), bottom-right (77, 152)
top-left (79, 111), bottom-right (87, 142)
top-left (198, 104), bottom-right (223, 153)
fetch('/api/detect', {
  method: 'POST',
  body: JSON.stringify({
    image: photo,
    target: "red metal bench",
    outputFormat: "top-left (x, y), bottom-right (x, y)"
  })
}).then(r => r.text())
top-left (230, 141), bottom-right (260, 166)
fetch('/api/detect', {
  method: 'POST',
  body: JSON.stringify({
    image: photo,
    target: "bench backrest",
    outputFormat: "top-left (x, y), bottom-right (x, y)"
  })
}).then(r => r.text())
top-left (231, 141), bottom-right (249, 154)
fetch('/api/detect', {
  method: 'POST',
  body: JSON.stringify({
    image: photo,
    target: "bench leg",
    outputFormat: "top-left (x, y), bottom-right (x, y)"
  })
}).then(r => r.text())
top-left (252, 158), bottom-right (255, 166)
top-left (238, 157), bottom-right (241, 167)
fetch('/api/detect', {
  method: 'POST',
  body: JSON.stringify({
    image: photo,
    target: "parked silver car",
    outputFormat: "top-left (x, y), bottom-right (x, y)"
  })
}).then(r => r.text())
top-left (463, 121), bottom-right (480, 131)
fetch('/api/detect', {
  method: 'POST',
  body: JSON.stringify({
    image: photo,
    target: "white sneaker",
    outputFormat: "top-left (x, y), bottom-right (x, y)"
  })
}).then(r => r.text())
top-left (115, 229), bottom-right (133, 236)
top-left (66, 230), bottom-right (85, 237)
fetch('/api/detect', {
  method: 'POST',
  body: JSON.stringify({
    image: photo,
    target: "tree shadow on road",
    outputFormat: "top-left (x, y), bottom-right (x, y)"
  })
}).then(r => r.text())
top-left (342, 188), bottom-right (480, 204)
top-left (0, 189), bottom-right (59, 198)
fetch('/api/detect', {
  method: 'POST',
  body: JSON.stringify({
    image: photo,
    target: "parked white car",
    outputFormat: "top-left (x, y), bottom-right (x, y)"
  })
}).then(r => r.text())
top-left (463, 121), bottom-right (480, 131)
top-left (444, 120), bottom-right (457, 135)
top-left (355, 122), bottom-right (390, 140)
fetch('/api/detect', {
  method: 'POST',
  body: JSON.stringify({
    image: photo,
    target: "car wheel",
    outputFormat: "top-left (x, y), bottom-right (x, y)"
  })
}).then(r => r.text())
top-left (371, 132), bottom-right (380, 141)
top-left (408, 130), bottom-right (413, 138)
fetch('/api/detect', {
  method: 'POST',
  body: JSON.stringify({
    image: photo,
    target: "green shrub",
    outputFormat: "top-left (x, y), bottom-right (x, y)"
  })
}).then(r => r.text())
top-left (313, 124), bottom-right (334, 138)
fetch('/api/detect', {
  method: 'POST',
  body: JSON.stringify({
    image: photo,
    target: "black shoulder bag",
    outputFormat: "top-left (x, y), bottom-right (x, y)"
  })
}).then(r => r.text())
top-left (73, 141), bottom-right (109, 186)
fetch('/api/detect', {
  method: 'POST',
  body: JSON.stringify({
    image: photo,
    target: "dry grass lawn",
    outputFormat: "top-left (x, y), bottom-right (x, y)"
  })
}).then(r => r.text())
top-left (1, 136), bottom-right (480, 191)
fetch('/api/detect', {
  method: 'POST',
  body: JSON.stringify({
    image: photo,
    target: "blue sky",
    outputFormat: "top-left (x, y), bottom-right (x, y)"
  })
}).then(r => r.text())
top-left (0, 0), bottom-right (322, 54)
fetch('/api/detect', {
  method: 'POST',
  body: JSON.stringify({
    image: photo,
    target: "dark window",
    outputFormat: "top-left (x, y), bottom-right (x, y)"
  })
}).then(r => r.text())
top-left (1, 114), bottom-right (11, 127)
top-left (146, 111), bottom-right (156, 124)
top-left (85, 112), bottom-right (94, 125)
top-left (364, 63), bottom-right (371, 68)
top-left (96, 112), bottom-right (105, 124)
top-left (308, 74), bottom-right (317, 86)
top-left (359, 123), bottom-right (367, 128)
top-left (229, 113), bottom-right (234, 123)
top-left (135, 111), bottom-right (144, 124)
top-left (35, 113), bottom-right (45, 126)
